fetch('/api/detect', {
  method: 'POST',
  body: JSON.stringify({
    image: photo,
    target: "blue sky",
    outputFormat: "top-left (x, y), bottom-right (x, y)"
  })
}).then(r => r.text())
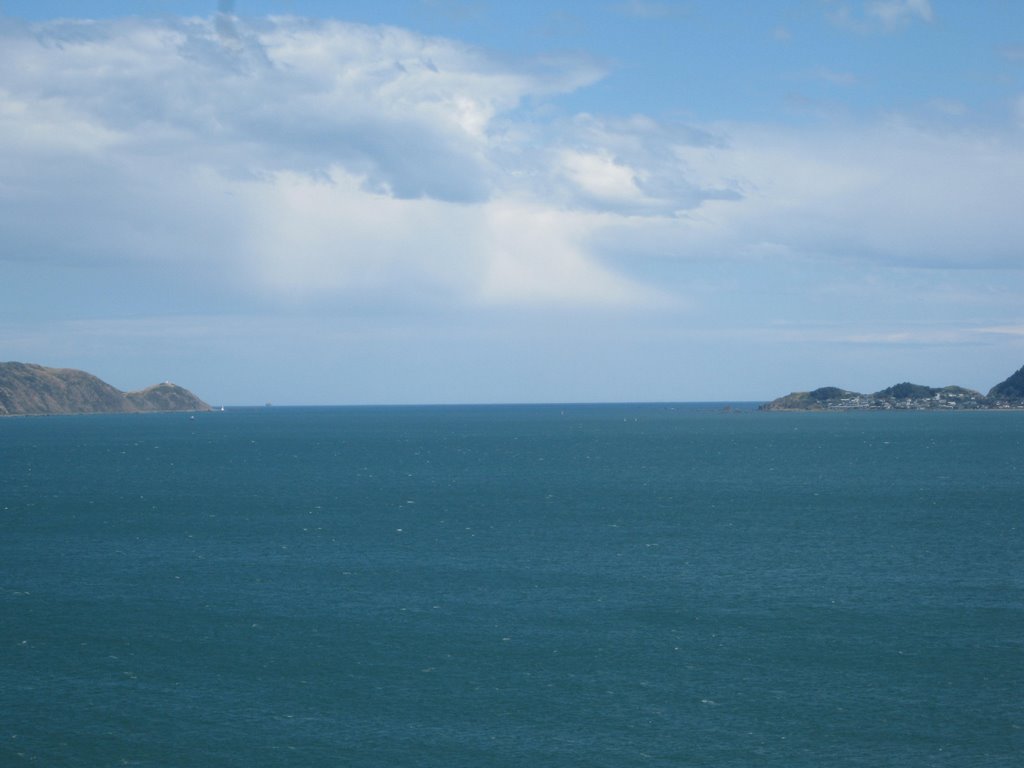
top-left (1, 1), bottom-right (1022, 404)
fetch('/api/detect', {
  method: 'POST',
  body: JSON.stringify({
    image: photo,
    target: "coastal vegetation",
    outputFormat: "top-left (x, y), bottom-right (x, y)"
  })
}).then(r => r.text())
top-left (988, 363), bottom-right (1024, 400)
top-left (0, 362), bottom-right (210, 416)
top-left (761, 364), bottom-right (1024, 411)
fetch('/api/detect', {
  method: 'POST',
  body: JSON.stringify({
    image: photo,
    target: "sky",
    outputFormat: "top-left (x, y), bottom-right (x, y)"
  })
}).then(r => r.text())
top-left (1, 0), bottom-right (1022, 405)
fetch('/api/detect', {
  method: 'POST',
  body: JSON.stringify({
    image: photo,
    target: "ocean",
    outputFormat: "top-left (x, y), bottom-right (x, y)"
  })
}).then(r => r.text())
top-left (1, 404), bottom-right (1021, 766)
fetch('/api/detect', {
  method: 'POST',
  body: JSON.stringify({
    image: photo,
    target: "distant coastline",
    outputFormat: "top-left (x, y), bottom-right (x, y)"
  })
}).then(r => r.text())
top-left (0, 362), bottom-right (210, 416)
top-left (761, 363), bottom-right (1024, 411)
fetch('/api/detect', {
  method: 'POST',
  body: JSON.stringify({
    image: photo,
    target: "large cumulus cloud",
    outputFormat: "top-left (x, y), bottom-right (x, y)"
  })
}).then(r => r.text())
top-left (1, 11), bottom-right (1022, 319)
top-left (1, 14), bottom-right (668, 306)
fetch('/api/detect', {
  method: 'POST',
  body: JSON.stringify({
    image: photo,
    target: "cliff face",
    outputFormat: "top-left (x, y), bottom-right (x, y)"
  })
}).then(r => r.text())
top-left (0, 362), bottom-right (210, 416)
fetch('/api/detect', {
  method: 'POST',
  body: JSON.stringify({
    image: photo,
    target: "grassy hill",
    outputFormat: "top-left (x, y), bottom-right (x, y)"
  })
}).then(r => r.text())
top-left (0, 362), bottom-right (210, 416)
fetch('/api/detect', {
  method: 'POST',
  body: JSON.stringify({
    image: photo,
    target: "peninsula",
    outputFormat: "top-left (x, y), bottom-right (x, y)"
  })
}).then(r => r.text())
top-left (0, 362), bottom-right (211, 416)
top-left (761, 363), bottom-right (1024, 411)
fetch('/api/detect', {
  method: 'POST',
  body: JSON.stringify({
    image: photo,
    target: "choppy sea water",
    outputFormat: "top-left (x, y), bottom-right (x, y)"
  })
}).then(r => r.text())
top-left (1, 404), bottom-right (1021, 767)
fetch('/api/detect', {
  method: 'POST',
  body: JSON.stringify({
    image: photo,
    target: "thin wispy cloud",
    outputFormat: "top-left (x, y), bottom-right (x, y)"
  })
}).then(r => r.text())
top-left (810, 67), bottom-right (859, 86)
top-left (867, 0), bottom-right (933, 27)
top-left (610, 1), bottom-right (688, 20)
top-left (828, 0), bottom-right (934, 32)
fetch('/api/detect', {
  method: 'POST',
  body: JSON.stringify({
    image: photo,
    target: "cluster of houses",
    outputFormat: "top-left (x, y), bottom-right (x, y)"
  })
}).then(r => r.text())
top-left (807, 391), bottom-right (1021, 411)
top-left (763, 364), bottom-right (1024, 411)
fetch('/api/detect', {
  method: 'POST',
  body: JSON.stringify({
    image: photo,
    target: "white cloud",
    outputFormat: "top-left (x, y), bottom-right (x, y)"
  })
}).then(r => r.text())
top-left (1, 12), bottom-right (1022, 326)
top-left (557, 149), bottom-right (647, 207)
top-left (542, 113), bottom-right (730, 214)
top-left (0, 15), bottom-right (649, 307)
top-left (867, 0), bottom-right (933, 27)
top-left (474, 200), bottom-right (660, 306)
top-left (220, 166), bottom-right (658, 306)
top-left (633, 119), bottom-right (1024, 270)
top-left (827, 0), bottom-right (934, 32)
top-left (979, 325), bottom-right (1024, 337)
top-left (611, 1), bottom-right (687, 20)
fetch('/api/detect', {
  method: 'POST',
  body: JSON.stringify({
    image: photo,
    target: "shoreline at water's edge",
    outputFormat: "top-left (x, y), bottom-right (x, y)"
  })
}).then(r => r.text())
top-left (0, 408), bottom-right (213, 418)
top-left (760, 405), bottom-right (1024, 412)
top-left (761, 363), bottom-right (1024, 411)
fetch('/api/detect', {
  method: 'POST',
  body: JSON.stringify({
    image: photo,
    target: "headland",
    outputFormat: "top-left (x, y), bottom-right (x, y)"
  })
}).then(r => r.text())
top-left (0, 362), bottom-right (210, 416)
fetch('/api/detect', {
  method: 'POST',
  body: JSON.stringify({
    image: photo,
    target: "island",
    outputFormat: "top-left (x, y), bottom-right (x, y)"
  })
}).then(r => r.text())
top-left (761, 363), bottom-right (1024, 411)
top-left (0, 362), bottom-right (211, 416)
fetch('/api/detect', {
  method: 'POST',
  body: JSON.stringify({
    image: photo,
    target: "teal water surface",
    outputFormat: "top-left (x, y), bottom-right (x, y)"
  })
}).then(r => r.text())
top-left (1, 405), bottom-right (1022, 766)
